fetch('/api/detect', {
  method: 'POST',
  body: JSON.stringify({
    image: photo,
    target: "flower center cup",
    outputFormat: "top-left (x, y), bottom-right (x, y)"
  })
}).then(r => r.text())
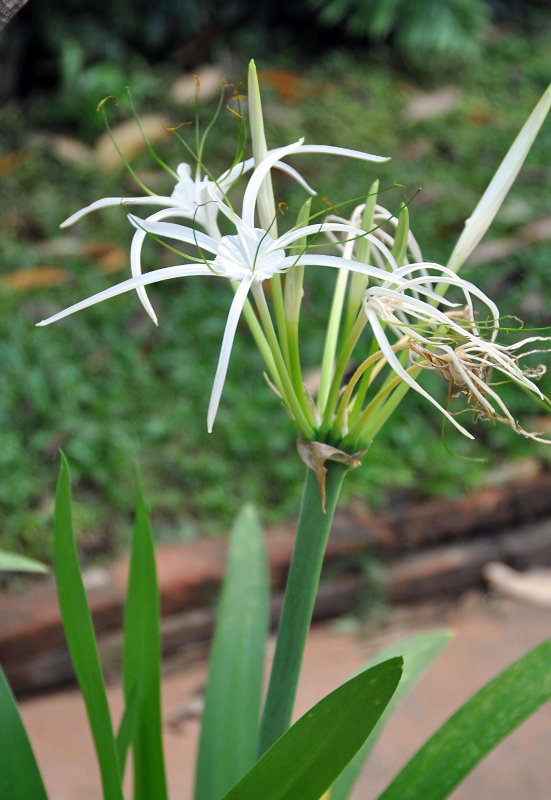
top-left (211, 227), bottom-right (291, 281)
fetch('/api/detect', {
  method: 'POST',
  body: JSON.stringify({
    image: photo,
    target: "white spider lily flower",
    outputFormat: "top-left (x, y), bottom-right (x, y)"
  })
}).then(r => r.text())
top-left (37, 142), bottom-right (398, 433)
top-left (37, 220), bottom-right (400, 432)
top-left (128, 138), bottom-right (392, 322)
top-left (59, 139), bottom-right (388, 235)
top-left (363, 270), bottom-right (550, 439)
top-left (59, 157), bottom-right (316, 236)
top-left (411, 336), bottom-right (551, 442)
top-left (61, 138), bottom-right (389, 325)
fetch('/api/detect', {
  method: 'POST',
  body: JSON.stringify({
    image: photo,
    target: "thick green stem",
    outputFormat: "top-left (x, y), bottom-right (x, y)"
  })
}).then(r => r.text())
top-left (257, 461), bottom-right (349, 756)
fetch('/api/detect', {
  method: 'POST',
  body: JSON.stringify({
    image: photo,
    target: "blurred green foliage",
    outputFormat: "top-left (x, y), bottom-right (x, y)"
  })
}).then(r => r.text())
top-left (1, 24), bottom-right (551, 562)
top-left (308, 0), bottom-right (489, 65)
top-left (4, 0), bottom-right (549, 117)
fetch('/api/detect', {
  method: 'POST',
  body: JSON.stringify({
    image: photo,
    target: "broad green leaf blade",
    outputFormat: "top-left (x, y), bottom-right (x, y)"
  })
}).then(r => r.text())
top-left (54, 454), bottom-right (123, 800)
top-left (0, 550), bottom-right (48, 573)
top-left (377, 637), bottom-right (551, 800)
top-left (330, 630), bottom-right (452, 800)
top-left (221, 657), bottom-right (403, 800)
top-left (0, 665), bottom-right (49, 800)
top-left (194, 504), bottom-right (269, 800)
top-left (122, 482), bottom-right (168, 800)
top-left (447, 82), bottom-right (551, 273)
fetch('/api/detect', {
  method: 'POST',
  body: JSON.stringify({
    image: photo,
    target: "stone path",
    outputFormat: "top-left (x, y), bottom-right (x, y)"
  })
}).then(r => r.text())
top-left (19, 592), bottom-right (551, 799)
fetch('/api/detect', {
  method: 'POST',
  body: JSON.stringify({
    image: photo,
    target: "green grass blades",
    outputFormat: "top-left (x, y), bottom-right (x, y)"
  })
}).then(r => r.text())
top-left (330, 630), bottom-right (452, 800)
top-left (0, 550), bottom-right (48, 573)
top-left (121, 480), bottom-right (168, 800)
top-left (377, 637), bottom-right (551, 800)
top-left (221, 657), bottom-right (403, 800)
top-left (0, 665), bottom-right (49, 800)
top-left (194, 505), bottom-right (269, 800)
top-left (53, 454), bottom-right (123, 800)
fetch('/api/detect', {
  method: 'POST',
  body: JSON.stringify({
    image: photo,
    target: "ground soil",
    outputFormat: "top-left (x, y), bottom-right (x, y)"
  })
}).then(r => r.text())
top-left (19, 592), bottom-right (551, 799)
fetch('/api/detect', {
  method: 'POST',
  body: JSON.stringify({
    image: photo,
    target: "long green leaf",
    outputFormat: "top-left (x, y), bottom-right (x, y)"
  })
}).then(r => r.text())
top-left (0, 550), bottom-right (48, 573)
top-left (121, 481), bottom-right (168, 800)
top-left (54, 453), bottom-right (123, 800)
top-left (0, 665), bottom-right (49, 800)
top-left (221, 657), bottom-right (403, 800)
top-left (377, 637), bottom-right (551, 800)
top-left (330, 630), bottom-right (452, 800)
top-left (194, 504), bottom-right (269, 800)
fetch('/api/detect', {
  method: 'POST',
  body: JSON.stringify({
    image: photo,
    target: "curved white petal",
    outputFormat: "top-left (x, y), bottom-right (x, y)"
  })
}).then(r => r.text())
top-left (207, 276), bottom-right (253, 432)
top-left (274, 221), bottom-right (368, 251)
top-left (60, 196), bottom-right (174, 228)
top-left (272, 162), bottom-right (317, 195)
top-left (390, 263), bottom-right (500, 328)
top-left (367, 285), bottom-right (493, 343)
top-left (36, 264), bottom-right (215, 327)
top-left (283, 226), bottom-right (399, 272)
top-left (130, 209), bottom-right (202, 324)
top-left (217, 157), bottom-right (256, 190)
top-left (293, 144), bottom-right (390, 163)
top-left (297, 253), bottom-right (399, 284)
top-left (127, 216), bottom-right (220, 255)
top-left (365, 308), bottom-right (474, 439)
top-left (217, 156), bottom-right (317, 197)
top-left (242, 140), bottom-right (304, 229)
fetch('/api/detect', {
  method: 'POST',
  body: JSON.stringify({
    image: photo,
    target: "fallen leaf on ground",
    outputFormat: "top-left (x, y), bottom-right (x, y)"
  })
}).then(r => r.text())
top-left (258, 68), bottom-right (311, 102)
top-left (2, 267), bottom-right (71, 290)
top-left (404, 86), bottom-right (462, 122)
top-left (95, 114), bottom-right (171, 171)
top-left (49, 135), bottom-right (96, 165)
top-left (0, 149), bottom-right (28, 174)
top-left (170, 64), bottom-right (225, 105)
top-left (97, 245), bottom-right (128, 274)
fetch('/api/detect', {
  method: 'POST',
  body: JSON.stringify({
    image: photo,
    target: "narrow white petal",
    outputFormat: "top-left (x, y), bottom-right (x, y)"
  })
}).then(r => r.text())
top-left (127, 215), bottom-right (220, 254)
top-left (391, 263), bottom-right (500, 324)
top-left (298, 253), bottom-right (398, 284)
top-left (366, 310), bottom-right (474, 439)
top-left (36, 264), bottom-right (215, 326)
top-left (130, 209), bottom-right (199, 324)
top-left (242, 140), bottom-right (304, 229)
top-left (294, 144), bottom-right (390, 163)
top-left (60, 196), bottom-right (174, 228)
top-left (447, 82), bottom-right (551, 272)
top-left (272, 162), bottom-right (317, 195)
top-left (218, 157), bottom-right (256, 189)
top-left (218, 157), bottom-right (316, 209)
top-left (207, 277), bottom-right (253, 432)
top-left (274, 221), bottom-right (367, 251)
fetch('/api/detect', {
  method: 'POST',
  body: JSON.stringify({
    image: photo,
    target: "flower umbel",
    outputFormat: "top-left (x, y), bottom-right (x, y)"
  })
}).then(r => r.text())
top-left (38, 139), bottom-right (398, 435)
top-left (38, 66), bottom-right (551, 458)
